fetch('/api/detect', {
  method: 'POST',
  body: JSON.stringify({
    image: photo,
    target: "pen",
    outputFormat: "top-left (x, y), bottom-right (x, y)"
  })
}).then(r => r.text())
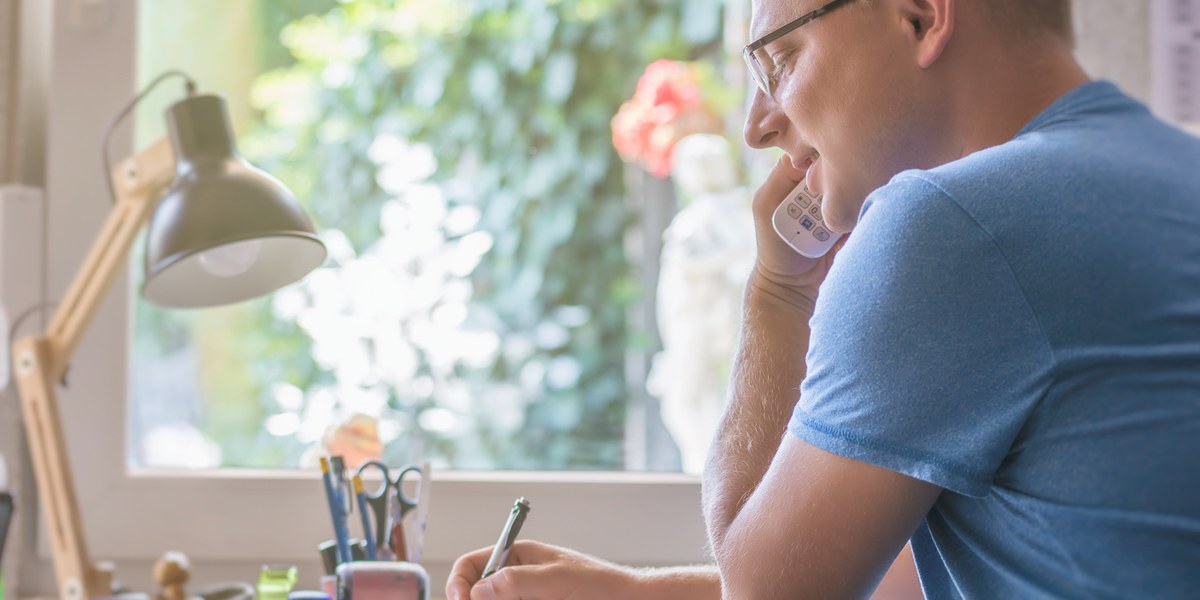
top-left (481, 497), bottom-right (531, 579)
top-left (319, 456), bottom-right (353, 564)
top-left (352, 475), bottom-right (378, 560)
top-left (330, 456), bottom-right (351, 515)
top-left (390, 517), bottom-right (409, 562)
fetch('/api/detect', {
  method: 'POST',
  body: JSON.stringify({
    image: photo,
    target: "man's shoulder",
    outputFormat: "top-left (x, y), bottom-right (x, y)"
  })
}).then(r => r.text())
top-left (866, 111), bottom-right (1199, 239)
top-left (913, 91), bottom-right (1200, 207)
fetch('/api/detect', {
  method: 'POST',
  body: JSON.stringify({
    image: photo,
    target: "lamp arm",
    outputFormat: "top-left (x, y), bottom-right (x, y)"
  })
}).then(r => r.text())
top-left (101, 70), bottom-right (194, 207)
top-left (11, 137), bottom-right (175, 600)
top-left (46, 137), bottom-right (176, 378)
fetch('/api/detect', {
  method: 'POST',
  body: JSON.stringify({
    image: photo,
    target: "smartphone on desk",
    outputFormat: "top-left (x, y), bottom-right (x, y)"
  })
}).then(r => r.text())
top-left (771, 183), bottom-right (844, 258)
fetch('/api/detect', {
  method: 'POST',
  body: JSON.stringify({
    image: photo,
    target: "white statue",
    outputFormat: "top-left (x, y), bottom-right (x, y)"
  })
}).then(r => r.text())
top-left (650, 133), bottom-right (756, 474)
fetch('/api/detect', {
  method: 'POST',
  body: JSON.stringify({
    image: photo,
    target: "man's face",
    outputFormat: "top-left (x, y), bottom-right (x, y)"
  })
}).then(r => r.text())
top-left (745, 0), bottom-right (941, 233)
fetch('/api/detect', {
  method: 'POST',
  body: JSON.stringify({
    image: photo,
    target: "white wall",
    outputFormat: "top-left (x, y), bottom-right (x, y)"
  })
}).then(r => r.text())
top-left (1075, 0), bottom-right (1152, 103)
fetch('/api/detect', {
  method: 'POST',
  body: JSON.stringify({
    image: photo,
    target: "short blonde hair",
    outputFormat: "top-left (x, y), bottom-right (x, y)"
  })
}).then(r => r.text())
top-left (980, 0), bottom-right (1074, 44)
top-left (852, 0), bottom-right (1075, 44)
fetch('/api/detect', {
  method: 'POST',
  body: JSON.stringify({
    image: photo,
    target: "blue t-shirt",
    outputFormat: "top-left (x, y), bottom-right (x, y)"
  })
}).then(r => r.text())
top-left (790, 81), bottom-right (1200, 598)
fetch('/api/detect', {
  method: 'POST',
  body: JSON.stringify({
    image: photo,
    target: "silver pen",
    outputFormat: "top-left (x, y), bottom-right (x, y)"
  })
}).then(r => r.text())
top-left (481, 497), bottom-right (531, 578)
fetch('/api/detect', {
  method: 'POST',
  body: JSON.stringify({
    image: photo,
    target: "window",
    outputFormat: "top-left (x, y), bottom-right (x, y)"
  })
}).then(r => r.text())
top-left (131, 0), bottom-right (739, 475)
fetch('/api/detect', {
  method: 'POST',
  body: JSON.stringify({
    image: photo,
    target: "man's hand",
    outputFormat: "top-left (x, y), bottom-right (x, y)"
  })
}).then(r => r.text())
top-left (446, 540), bottom-right (638, 600)
top-left (749, 155), bottom-right (847, 310)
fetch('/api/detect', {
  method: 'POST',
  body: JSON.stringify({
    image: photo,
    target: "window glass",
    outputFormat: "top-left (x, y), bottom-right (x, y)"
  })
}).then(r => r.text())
top-left (131, 0), bottom-right (741, 472)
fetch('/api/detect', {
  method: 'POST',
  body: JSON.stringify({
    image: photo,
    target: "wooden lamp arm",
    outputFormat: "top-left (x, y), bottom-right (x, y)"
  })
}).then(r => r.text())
top-left (45, 137), bottom-right (176, 379)
top-left (10, 137), bottom-right (174, 600)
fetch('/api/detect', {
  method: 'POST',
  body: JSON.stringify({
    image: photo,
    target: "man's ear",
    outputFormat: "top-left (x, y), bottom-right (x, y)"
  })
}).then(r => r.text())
top-left (896, 0), bottom-right (955, 69)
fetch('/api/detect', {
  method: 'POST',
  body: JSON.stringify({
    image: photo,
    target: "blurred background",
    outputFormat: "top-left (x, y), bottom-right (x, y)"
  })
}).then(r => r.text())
top-left (130, 0), bottom-right (747, 475)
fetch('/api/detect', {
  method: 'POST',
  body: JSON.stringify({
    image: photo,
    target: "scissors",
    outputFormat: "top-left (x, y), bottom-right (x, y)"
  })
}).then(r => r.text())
top-left (355, 461), bottom-right (422, 558)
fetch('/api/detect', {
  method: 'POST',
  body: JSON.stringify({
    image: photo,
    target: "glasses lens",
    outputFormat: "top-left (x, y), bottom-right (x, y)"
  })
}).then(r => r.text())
top-left (745, 46), bottom-right (775, 95)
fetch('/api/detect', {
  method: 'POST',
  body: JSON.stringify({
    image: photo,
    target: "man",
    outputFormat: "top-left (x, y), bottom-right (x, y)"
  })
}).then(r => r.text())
top-left (448, 0), bottom-right (1200, 597)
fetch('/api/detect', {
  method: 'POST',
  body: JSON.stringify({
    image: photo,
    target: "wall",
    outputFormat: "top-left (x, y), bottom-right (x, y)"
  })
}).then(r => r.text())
top-left (1075, 0), bottom-right (1152, 102)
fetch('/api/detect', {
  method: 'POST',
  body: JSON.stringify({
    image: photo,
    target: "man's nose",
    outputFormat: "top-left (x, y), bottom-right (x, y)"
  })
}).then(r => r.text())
top-left (743, 87), bottom-right (785, 149)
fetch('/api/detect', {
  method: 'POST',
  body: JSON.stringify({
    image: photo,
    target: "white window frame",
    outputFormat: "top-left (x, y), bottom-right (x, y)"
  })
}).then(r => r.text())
top-left (27, 0), bottom-right (709, 590)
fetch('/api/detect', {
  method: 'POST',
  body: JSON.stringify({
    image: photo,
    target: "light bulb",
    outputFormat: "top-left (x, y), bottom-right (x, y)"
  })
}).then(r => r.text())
top-left (197, 239), bottom-right (263, 278)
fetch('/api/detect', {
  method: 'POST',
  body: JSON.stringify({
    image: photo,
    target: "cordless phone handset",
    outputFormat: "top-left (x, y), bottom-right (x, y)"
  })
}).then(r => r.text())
top-left (770, 182), bottom-right (844, 258)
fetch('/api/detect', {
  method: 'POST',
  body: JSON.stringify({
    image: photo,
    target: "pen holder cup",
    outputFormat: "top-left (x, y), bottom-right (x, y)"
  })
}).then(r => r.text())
top-left (335, 561), bottom-right (429, 600)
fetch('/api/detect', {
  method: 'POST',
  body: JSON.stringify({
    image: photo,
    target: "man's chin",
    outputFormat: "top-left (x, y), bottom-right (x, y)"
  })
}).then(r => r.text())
top-left (823, 217), bottom-right (855, 235)
top-left (820, 192), bottom-right (866, 234)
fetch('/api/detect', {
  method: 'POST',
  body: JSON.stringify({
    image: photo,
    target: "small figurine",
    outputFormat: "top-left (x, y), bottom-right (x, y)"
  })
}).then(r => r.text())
top-left (652, 133), bottom-right (755, 474)
top-left (322, 412), bottom-right (384, 469)
top-left (153, 551), bottom-right (190, 600)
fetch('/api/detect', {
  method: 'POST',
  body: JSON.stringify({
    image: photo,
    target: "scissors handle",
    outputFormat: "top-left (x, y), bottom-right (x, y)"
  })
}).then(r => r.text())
top-left (356, 462), bottom-right (424, 552)
top-left (390, 465), bottom-right (423, 518)
top-left (355, 461), bottom-right (394, 550)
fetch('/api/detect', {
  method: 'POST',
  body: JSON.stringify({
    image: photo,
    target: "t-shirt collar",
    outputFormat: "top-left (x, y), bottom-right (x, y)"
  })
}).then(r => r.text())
top-left (1016, 80), bottom-right (1123, 137)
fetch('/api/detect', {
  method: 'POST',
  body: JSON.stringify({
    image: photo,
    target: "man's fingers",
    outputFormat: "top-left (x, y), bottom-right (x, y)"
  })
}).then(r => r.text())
top-left (448, 540), bottom-right (572, 600)
top-left (446, 574), bottom-right (473, 600)
top-left (506, 539), bottom-right (558, 563)
top-left (446, 546), bottom-right (497, 600)
top-left (471, 565), bottom-right (558, 600)
top-left (752, 154), bottom-right (806, 221)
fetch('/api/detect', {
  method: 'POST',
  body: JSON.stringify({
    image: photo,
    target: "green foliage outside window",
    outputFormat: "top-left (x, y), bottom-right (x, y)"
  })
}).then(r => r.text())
top-left (133, 0), bottom-right (725, 470)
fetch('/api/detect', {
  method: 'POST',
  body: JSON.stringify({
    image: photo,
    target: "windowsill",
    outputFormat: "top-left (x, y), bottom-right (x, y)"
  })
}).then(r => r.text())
top-left (125, 468), bottom-right (701, 485)
top-left (55, 467), bottom-right (709, 567)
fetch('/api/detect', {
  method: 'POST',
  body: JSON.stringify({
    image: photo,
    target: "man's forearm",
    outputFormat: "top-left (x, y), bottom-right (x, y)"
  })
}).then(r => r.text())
top-left (702, 272), bottom-right (815, 561)
top-left (629, 565), bottom-right (721, 600)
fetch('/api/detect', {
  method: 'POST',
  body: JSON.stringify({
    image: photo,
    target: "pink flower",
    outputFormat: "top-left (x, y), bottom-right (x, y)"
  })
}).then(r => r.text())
top-left (611, 60), bottom-right (712, 178)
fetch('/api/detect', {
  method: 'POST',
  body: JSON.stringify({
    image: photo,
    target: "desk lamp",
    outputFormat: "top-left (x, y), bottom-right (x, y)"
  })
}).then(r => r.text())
top-left (8, 71), bottom-right (327, 600)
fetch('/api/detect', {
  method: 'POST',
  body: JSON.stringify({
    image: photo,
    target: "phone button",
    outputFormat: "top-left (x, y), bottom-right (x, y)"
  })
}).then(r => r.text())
top-left (787, 203), bottom-right (802, 219)
top-left (812, 227), bottom-right (830, 242)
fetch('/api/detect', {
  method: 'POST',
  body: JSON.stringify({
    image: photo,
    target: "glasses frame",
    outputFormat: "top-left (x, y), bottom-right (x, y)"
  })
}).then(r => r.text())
top-left (743, 0), bottom-right (859, 96)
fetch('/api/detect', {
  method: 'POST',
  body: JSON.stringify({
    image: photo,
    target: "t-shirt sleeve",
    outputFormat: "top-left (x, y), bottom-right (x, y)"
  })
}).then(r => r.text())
top-left (790, 174), bottom-right (1055, 497)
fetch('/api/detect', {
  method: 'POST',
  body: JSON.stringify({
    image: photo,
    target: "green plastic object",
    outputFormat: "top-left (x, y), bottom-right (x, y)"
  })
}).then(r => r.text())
top-left (257, 564), bottom-right (300, 600)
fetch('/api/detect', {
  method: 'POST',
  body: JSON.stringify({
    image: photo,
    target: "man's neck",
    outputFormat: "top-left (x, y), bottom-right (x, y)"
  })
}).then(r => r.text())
top-left (944, 38), bottom-right (1091, 160)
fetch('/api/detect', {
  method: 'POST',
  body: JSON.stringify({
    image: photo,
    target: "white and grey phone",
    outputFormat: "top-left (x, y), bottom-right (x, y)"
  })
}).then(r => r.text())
top-left (770, 183), bottom-right (844, 258)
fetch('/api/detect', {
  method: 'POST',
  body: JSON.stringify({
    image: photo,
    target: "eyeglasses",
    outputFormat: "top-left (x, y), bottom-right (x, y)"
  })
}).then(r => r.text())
top-left (743, 0), bottom-right (860, 96)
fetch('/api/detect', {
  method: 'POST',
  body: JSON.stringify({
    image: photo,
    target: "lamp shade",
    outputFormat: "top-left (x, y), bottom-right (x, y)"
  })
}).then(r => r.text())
top-left (141, 94), bottom-right (326, 308)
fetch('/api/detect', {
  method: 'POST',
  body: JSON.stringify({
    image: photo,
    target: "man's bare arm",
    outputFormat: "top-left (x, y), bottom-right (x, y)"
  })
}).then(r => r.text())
top-left (702, 276), bottom-right (941, 599)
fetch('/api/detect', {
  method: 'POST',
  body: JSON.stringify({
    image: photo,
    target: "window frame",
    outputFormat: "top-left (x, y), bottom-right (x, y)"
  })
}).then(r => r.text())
top-left (25, 0), bottom-right (710, 590)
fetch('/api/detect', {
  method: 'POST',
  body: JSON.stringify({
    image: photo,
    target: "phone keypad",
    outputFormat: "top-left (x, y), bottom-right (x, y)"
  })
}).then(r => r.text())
top-left (787, 186), bottom-right (827, 231)
top-left (773, 183), bottom-right (841, 257)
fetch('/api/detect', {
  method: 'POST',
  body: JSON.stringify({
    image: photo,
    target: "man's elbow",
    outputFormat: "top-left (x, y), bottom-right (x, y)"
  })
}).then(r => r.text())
top-left (716, 547), bottom-right (873, 600)
top-left (712, 542), bottom-right (789, 600)
top-left (719, 569), bottom-right (772, 600)
top-left (720, 568), bottom-right (814, 600)
top-left (720, 571), bottom-right (869, 600)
